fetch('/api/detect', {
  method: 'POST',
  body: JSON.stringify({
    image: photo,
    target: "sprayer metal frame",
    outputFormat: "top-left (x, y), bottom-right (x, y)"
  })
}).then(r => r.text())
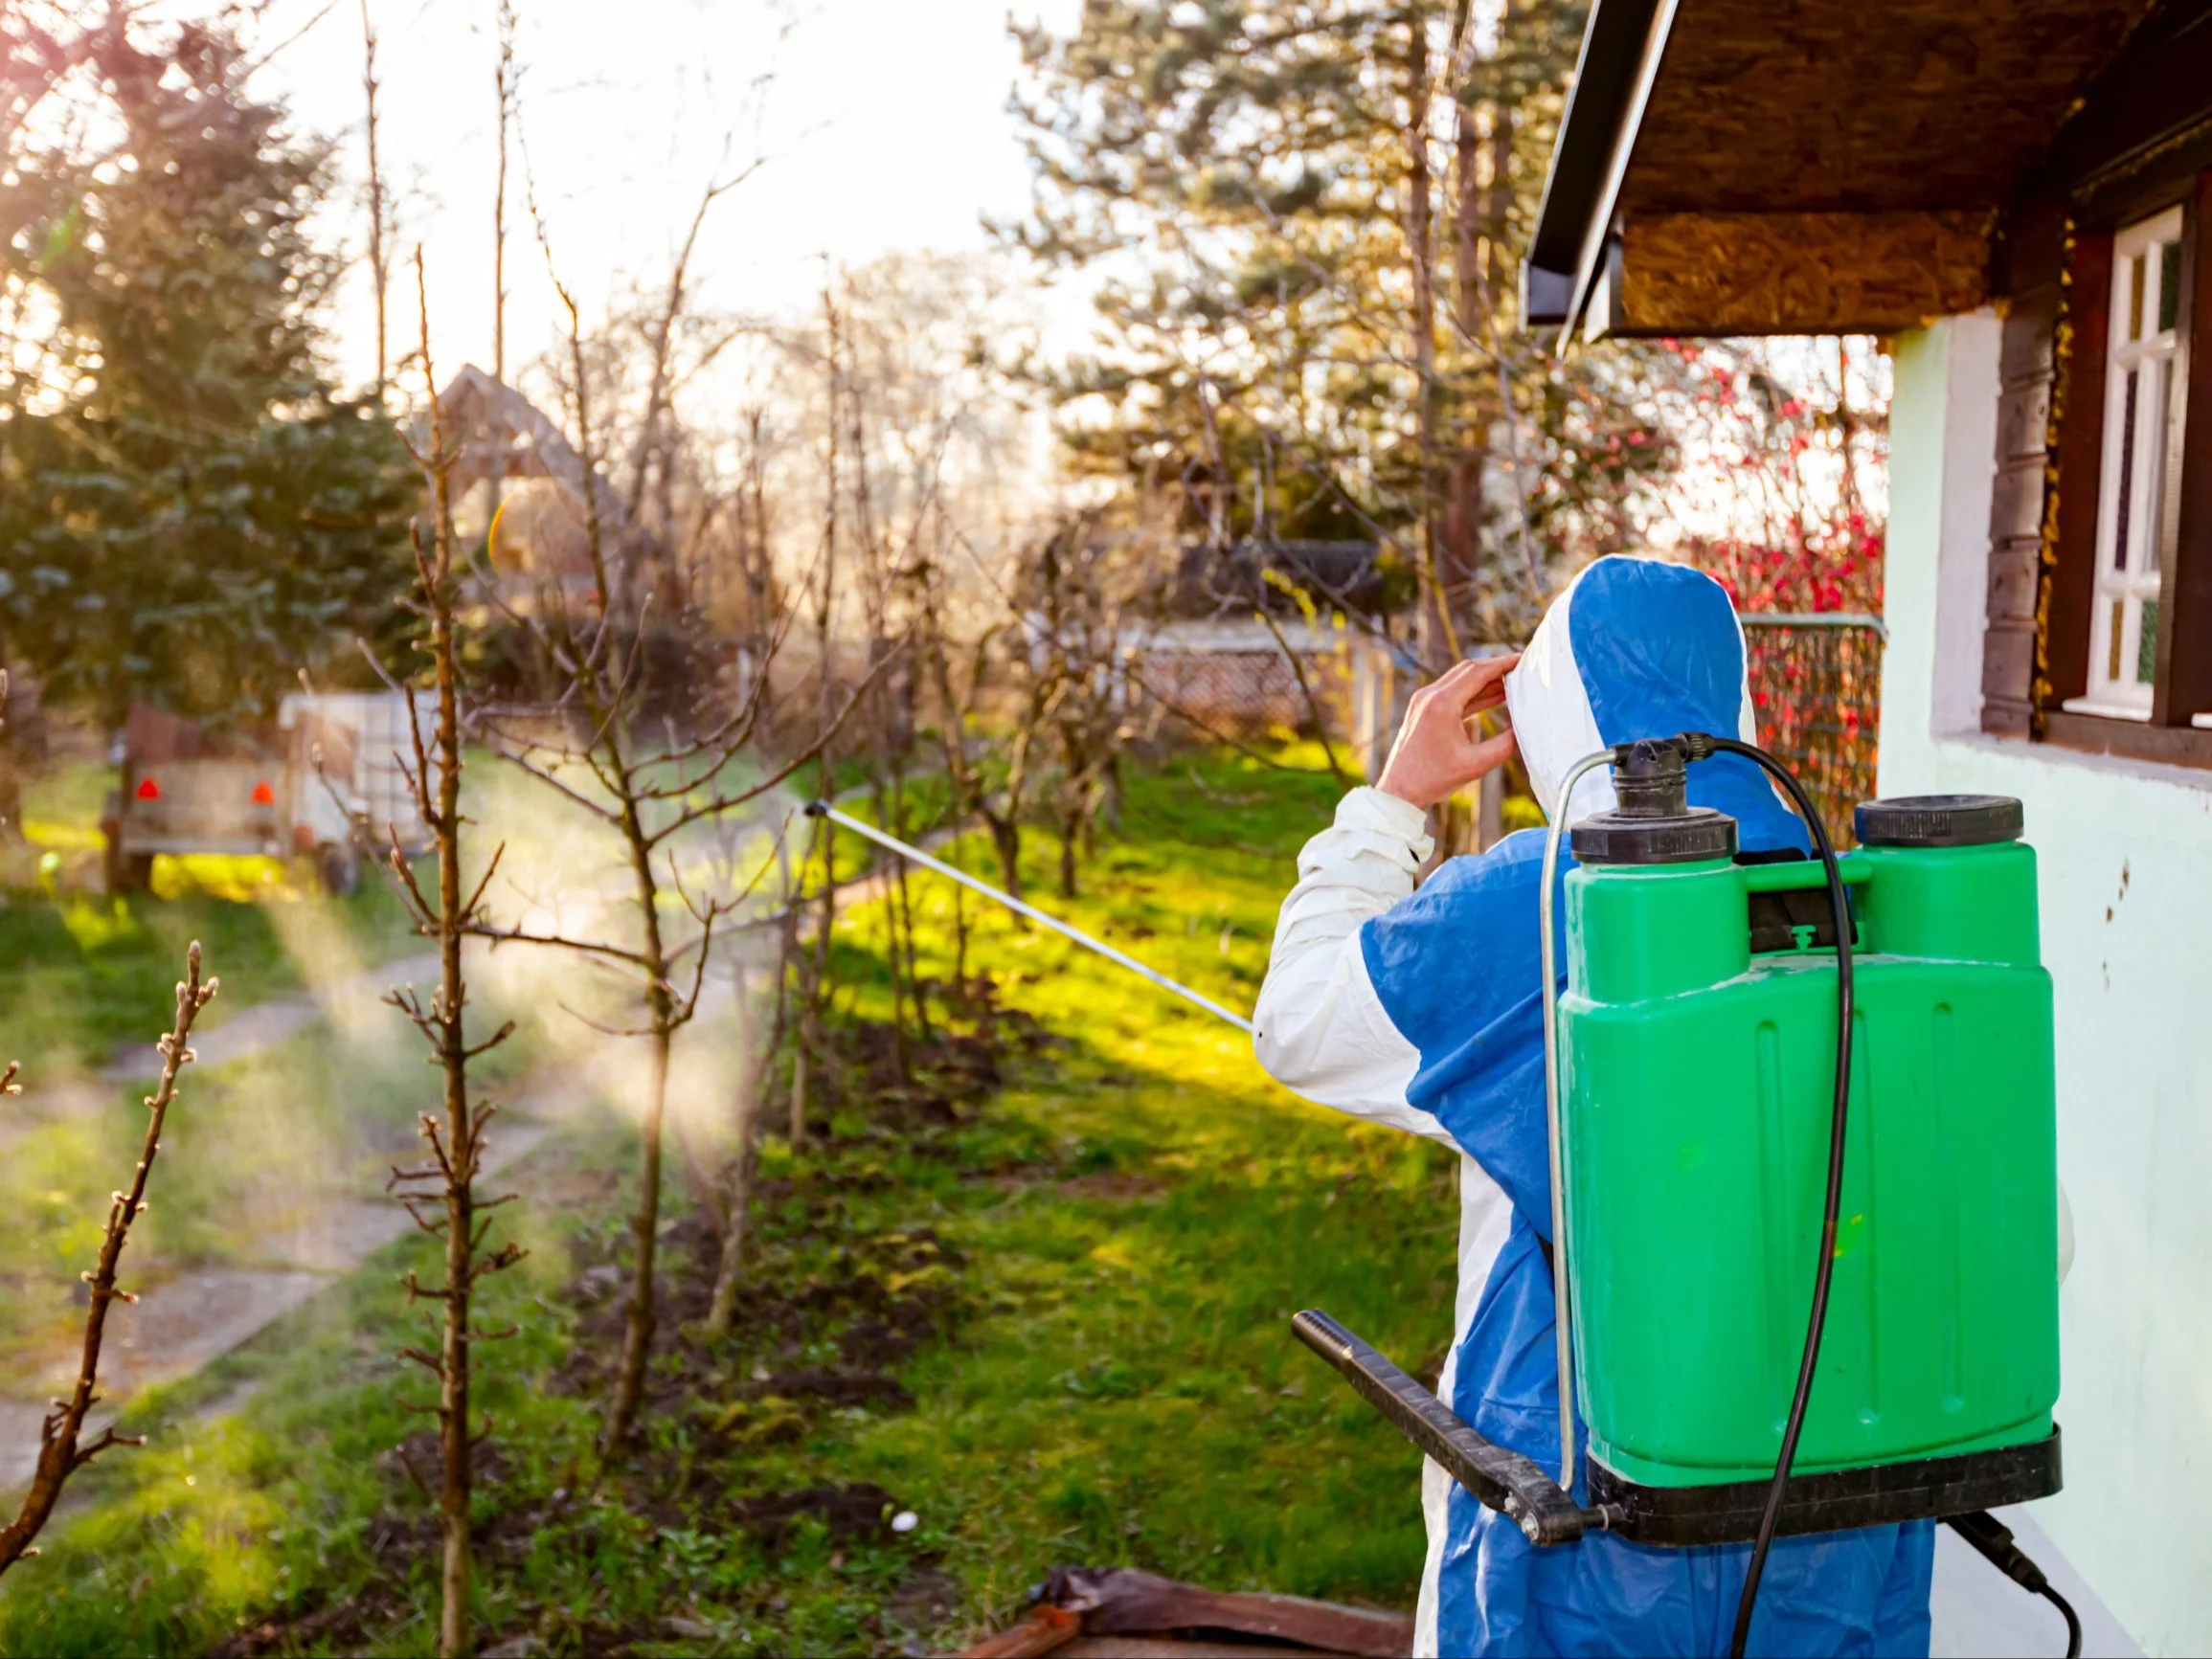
top-left (1538, 748), bottom-right (1616, 1491)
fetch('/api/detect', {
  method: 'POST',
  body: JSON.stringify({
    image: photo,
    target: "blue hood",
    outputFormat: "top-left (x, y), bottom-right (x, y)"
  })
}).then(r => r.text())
top-left (1504, 554), bottom-right (1805, 855)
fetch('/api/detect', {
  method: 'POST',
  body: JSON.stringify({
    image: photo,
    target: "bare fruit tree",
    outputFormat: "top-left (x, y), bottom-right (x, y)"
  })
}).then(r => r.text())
top-left (372, 251), bottom-right (528, 1659)
top-left (470, 218), bottom-right (885, 1452)
top-left (0, 943), bottom-right (217, 1576)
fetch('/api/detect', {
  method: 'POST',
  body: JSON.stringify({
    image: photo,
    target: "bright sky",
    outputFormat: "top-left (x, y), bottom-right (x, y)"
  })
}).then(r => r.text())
top-left (245, 0), bottom-right (1082, 395)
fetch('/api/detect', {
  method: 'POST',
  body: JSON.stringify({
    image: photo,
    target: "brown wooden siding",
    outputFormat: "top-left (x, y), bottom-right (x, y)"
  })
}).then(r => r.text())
top-left (2035, 225), bottom-right (2116, 722)
top-left (2158, 169), bottom-right (2212, 724)
top-left (1982, 201), bottom-right (2070, 736)
top-left (1984, 303), bottom-right (2058, 736)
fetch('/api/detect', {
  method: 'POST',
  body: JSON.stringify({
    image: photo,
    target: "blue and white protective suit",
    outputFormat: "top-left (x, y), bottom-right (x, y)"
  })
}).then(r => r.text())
top-left (1253, 557), bottom-right (1935, 1658)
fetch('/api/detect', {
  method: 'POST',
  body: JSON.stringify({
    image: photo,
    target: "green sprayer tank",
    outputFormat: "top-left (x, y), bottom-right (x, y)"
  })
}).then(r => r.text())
top-left (1560, 775), bottom-right (2062, 1507)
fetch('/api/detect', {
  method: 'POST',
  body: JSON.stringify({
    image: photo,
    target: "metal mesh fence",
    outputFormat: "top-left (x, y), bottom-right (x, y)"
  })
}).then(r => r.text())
top-left (1740, 615), bottom-right (1885, 845)
top-left (1134, 647), bottom-right (1356, 734)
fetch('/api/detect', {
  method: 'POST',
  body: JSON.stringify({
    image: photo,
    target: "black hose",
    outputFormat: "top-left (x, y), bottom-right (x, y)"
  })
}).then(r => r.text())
top-left (1947, 1511), bottom-right (2083, 1659)
top-left (2045, 1585), bottom-right (2085, 1659)
top-left (1682, 734), bottom-right (1855, 1659)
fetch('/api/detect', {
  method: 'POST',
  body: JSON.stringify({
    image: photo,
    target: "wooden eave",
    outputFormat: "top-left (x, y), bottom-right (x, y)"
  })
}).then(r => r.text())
top-left (1524, 0), bottom-right (2171, 339)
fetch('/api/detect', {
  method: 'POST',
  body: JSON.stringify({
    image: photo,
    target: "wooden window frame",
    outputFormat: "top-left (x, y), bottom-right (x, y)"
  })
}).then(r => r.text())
top-left (2040, 170), bottom-right (2212, 770)
top-left (2066, 209), bottom-right (2184, 719)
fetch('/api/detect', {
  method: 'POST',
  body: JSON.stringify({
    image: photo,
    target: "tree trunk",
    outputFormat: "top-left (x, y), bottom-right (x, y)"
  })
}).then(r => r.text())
top-left (794, 809), bottom-right (834, 1148)
top-left (703, 1144), bottom-right (752, 1339)
top-left (491, 0), bottom-right (512, 385)
top-left (1404, 15), bottom-right (1454, 672)
top-left (950, 851), bottom-right (970, 993)
top-left (789, 1036), bottom-right (809, 1148)
top-left (1441, 63), bottom-right (1488, 639)
top-left (432, 638), bottom-right (475, 1657)
top-left (986, 813), bottom-right (1023, 902)
top-left (360, 1), bottom-right (388, 395)
top-left (605, 1020), bottom-right (668, 1453)
top-left (604, 790), bottom-right (673, 1456)
top-left (414, 264), bottom-right (509, 1659)
top-left (894, 858), bottom-right (930, 1042)
top-left (702, 974), bottom-right (759, 1341)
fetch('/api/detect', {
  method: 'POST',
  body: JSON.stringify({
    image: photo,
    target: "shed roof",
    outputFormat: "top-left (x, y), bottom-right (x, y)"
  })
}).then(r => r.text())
top-left (1524, 0), bottom-right (2176, 338)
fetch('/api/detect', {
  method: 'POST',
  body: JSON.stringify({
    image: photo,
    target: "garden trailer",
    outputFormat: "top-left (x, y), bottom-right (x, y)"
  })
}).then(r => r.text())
top-left (102, 691), bottom-right (433, 896)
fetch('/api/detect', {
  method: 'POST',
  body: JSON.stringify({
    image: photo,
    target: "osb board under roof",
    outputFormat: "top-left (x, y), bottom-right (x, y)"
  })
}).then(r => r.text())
top-left (1616, 211), bottom-right (1992, 333)
top-left (1619, 0), bottom-right (2161, 216)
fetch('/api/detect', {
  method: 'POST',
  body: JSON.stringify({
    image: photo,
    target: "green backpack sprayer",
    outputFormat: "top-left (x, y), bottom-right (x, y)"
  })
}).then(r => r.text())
top-left (811, 730), bottom-right (2076, 1657)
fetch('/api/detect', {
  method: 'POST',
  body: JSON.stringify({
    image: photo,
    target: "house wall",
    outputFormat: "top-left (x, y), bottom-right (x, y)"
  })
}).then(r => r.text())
top-left (1885, 319), bottom-right (2212, 1658)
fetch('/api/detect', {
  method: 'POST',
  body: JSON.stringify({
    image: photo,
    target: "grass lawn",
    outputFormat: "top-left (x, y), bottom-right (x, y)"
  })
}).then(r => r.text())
top-left (0, 992), bottom-right (551, 1378)
top-left (0, 878), bottom-right (425, 1073)
top-left (0, 748), bottom-right (1463, 1656)
top-left (0, 758), bottom-right (546, 1375)
top-left (1, 757), bottom-right (426, 1074)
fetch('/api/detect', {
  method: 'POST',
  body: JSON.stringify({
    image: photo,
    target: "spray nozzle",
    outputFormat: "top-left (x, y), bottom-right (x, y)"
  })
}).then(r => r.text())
top-left (1596, 729), bottom-right (1721, 781)
top-left (1609, 738), bottom-right (1691, 819)
top-left (1593, 729), bottom-right (1738, 824)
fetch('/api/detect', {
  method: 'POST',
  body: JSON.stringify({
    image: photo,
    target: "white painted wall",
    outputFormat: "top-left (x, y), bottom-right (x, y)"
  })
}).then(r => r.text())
top-left (1885, 321), bottom-right (2212, 1658)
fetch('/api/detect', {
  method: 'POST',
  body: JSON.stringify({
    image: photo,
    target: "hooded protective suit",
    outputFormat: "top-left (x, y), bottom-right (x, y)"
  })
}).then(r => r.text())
top-left (1253, 557), bottom-right (1934, 1658)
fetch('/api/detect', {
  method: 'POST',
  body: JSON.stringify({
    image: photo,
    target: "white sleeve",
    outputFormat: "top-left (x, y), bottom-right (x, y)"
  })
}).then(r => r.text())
top-left (1253, 787), bottom-right (1462, 1151)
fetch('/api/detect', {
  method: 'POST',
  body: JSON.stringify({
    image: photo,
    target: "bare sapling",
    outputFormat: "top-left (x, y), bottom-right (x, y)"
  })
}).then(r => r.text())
top-left (913, 569), bottom-right (997, 988)
top-left (695, 819), bottom-right (813, 1342)
top-left (377, 250), bottom-right (526, 1659)
top-left (839, 301), bottom-right (927, 1071)
top-left (491, 0), bottom-right (514, 384)
top-left (968, 645), bottom-right (1062, 902)
top-left (1020, 524), bottom-right (1143, 897)
top-left (0, 944), bottom-right (217, 1575)
top-left (787, 263), bottom-right (846, 1151)
top-left (471, 210), bottom-right (886, 1452)
top-left (359, 0), bottom-right (389, 395)
top-left (924, 520), bottom-right (1126, 905)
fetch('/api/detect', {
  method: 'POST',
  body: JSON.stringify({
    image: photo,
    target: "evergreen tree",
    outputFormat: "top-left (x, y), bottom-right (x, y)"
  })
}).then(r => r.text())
top-left (1004, 0), bottom-right (1678, 653)
top-left (0, 16), bottom-right (414, 730)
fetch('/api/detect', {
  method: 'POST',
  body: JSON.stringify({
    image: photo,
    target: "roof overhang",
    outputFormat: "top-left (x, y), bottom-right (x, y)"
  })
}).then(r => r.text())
top-left (1524, 0), bottom-right (2169, 343)
top-left (1521, 0), bottom-right (1679, 343)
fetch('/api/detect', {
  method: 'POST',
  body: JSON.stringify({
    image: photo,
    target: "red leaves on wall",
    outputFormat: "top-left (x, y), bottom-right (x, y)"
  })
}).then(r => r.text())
top-left (1684, 512), bottom-right (1885, 617)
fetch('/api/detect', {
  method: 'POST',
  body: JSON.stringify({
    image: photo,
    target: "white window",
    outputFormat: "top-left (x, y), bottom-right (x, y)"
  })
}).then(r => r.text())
top-left (2067, 209), bottom-right (2186, 720)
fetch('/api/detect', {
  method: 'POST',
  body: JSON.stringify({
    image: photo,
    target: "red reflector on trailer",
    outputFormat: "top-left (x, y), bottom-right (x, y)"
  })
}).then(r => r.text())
top-left (251, 780), bottom-right (276, 805)
top-left (136, 776), bottom-right (161, 801)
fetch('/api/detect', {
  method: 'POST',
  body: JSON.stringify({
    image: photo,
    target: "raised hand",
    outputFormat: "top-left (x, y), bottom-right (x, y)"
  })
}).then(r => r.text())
top-left (1376, 655), bottom-right (1521, 811)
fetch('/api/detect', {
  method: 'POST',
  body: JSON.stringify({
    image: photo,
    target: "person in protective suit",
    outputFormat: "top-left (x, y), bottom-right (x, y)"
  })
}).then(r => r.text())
top-left (1253, 556), bottom-right (1934, 1658)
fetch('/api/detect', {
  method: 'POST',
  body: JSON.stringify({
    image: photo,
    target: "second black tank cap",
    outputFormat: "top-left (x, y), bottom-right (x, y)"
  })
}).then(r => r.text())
top-left (1853, 794), bottom-right (2024, 848)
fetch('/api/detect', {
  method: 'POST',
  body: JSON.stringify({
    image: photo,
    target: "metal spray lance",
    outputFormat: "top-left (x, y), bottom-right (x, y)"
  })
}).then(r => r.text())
top-left (801, 801), bottom-right (1254, 1034)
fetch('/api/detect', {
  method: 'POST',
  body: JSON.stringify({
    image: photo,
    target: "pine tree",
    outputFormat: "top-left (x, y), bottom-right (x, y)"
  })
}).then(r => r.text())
top-left (1004, 0), bottom-right (1678, 653)
top-left (0, 16), bottom-right (414, 729)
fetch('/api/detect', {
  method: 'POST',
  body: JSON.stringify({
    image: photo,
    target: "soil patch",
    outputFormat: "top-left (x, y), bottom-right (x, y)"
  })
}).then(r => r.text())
top-left (733, 1480), bottom-right (906, 1551)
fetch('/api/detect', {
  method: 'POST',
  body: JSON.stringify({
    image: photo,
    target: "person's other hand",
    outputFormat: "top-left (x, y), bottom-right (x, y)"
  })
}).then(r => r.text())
top-left (1376, 654), bottom-right (1521, 811)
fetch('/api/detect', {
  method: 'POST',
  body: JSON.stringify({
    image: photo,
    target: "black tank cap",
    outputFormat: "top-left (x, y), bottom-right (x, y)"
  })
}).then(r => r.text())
top-left (1571, 809), bottom-right (1739, 865)
top-left (1571, 739), bottom-right (1739, 864)
top-left (1853, 794), bottom-right (2024, 848)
